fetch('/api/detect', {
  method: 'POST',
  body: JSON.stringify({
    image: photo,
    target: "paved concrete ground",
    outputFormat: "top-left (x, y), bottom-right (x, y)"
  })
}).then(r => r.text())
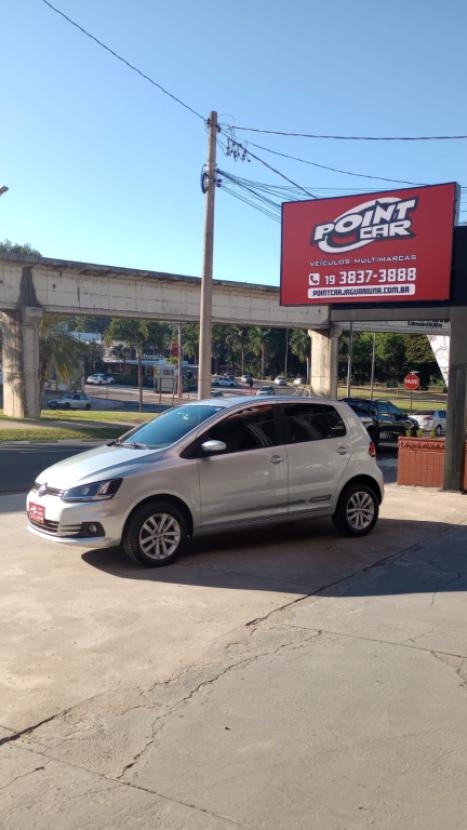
top-left (1, 485), bottom-right (466, 828)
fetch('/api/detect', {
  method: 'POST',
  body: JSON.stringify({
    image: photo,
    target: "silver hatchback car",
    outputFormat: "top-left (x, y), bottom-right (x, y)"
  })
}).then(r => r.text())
top-left (27, 397), bottom-right (384, 567)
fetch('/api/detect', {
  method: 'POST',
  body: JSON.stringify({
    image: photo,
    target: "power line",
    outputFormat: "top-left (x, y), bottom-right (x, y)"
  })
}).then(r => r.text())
top-left (218, 131), bottom-right (317, 198)
top-left (40, 0), bottom-right (205, 122)
top-left (248, 141), bottom-right (425, 187)
top-left (220, 184), bottom-right (281, 223)
top-left (219, 169), bottom-right (282, 212)
top-left (229, 124), bottom-right (467, 141)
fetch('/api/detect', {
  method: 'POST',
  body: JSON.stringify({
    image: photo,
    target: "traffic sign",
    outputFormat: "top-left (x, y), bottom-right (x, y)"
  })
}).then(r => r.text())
top-left (404, 372), bottom-right (420, 391)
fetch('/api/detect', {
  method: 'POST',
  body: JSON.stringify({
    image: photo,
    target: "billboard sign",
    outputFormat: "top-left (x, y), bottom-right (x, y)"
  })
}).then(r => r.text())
top-left (280, 183), bottom-right (458, 306)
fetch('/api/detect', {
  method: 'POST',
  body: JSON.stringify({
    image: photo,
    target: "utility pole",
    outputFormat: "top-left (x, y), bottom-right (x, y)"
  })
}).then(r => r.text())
top-left (198, 111), bottom-right (218, 399)
top-left (177, 323), bottom-right (183, 400)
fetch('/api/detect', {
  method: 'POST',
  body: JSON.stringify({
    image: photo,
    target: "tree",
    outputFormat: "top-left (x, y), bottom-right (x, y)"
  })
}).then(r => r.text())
top-left (248, 327), bottom-right (271, 379)
top-left (225, 326), bottom-right (249, 374)
top-left (104, 319), bottom-right (169, 412)
top-left (39, 315), bottom-right (84, 398)
top-left (0, 239), bottom-right (41, 256)
top-left (405, 334), bottom-right (440, 387)
top-left (183, 323), bottom-right (199, 363)
top-left (376, 334), bottom-right (406, 382)
top-left (290, 330), bottom-right (309, 374)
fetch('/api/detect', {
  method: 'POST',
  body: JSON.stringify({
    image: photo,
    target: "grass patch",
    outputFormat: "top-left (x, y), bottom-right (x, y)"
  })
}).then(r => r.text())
top-left (0, 426), bottom-right (126, 443)
top-left (40, 409), bottom-right (157, 424)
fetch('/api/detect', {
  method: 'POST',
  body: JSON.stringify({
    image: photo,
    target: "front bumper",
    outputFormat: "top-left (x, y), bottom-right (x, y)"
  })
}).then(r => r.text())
top-left (26, 490), bottom-right (125, 548)
top-left (27, 522), bottom-right (117, 548)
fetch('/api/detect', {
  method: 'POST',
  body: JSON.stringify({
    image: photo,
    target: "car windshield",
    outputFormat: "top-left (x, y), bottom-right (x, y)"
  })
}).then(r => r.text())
top-left (386, 403), bottom-right (403, 415)
top-left (119, 404), bottom-right (224, 449)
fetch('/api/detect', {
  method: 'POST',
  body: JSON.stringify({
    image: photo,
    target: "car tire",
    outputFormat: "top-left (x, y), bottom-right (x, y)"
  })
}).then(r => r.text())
top-left (332, 482), bottom-right (379, 537)
top-left (64, 403), bottom-right (71, 409)
top-left (122, 501), bottom-right (188, 567)
top-left (435, 424), bottom-right (442, 436)
top-left (85, 404), bottom-right (91, 410)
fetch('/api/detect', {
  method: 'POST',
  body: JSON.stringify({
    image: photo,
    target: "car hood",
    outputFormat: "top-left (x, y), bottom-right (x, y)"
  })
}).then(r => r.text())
top-left (35, 444), bottom-right (166, 489)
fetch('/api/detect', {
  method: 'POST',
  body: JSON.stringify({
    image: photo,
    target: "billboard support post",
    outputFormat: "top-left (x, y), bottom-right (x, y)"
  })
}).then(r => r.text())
top-left (346, 322), bottom-right (353, 398)
top-left (443, 306), bottom-right (467, 491)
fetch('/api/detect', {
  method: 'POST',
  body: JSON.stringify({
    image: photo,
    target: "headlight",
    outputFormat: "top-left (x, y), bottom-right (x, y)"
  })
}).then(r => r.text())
top-left (62, 478), bottom-right (122, 502)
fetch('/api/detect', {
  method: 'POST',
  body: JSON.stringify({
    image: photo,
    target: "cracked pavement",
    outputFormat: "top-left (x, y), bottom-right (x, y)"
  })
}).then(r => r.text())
top-left (1, 485), bottom-right (467, 828)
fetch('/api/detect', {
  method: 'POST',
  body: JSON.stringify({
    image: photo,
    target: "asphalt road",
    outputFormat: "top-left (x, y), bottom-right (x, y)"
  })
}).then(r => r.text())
top-left (0, 444), bottom-right (92, 494)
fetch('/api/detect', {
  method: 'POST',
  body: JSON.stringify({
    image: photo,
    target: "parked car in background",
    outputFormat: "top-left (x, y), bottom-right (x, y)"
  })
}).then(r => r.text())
top-left (342, 397), bottom-right (418, 445)
top-left (86, 373), bottom-right (115, 385)
top-left (27, 396), bottom-right (384, 567)
top-left (48, 393), bottom-right (92, 410)
top-left (274, 375), bottom-right (288, 386)
top-left (240, 373), bottom-right (253, 383)
top-left (412, 409), bottom-right (447, 436)
top-left (256, 386), bottom-right (276, 396)
top-left (293, 376), bottom-right (306, 385)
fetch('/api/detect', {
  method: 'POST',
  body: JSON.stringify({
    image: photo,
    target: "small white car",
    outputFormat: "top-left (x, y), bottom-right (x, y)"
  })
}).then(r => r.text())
top-left (27, 396), bottom-right (384, 567)
top-left (86, 374), bottom-right (115, 385)
top-left (48, 393), bottom-right (92, 410)
top-left (412, 409), bottom-right (447, 436)
top-left (274, 376), bottom-right (288, 386)
top-left (212, 377), bottom-right (239, 388)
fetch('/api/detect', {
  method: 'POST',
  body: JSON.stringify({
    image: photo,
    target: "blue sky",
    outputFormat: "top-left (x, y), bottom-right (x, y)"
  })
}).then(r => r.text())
top-left (2, 0), bottom-right (467, 286)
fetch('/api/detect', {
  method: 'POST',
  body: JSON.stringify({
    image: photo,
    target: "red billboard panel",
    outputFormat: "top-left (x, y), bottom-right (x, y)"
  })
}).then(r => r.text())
top-left (280, 183), bottom-right (458, 305)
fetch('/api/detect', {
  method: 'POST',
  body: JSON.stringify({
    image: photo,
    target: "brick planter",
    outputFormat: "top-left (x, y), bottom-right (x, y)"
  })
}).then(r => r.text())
top-left (397, 437), bottom-right (467, 489)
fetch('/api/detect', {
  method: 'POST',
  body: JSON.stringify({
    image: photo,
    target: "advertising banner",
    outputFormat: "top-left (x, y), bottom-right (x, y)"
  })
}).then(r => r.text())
top-left (427, 334), bottom-right (450, 386)
top-left (280, 183), bottom-right (458, 306)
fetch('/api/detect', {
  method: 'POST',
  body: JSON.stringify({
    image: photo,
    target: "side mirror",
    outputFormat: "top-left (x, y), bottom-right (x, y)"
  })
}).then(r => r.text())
top-left (201, 439), bottom-right (227, 455)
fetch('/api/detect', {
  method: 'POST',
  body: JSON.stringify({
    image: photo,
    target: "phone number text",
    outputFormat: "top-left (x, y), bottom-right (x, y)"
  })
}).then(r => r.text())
top-left (308, 267), bottom-right (417, 287)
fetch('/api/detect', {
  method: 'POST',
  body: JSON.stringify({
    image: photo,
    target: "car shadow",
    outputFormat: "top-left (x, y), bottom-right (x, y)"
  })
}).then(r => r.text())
top-left (81, 515), bottom-right (467, 598)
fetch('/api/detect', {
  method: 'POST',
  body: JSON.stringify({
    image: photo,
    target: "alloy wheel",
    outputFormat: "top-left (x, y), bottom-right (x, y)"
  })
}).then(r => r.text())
top-left (346, 490), bottom-right (375, 531)
top-left (138, 512), bottom-right (181, 560)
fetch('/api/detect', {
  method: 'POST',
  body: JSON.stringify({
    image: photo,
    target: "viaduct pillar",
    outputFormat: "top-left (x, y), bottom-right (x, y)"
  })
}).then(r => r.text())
top-left (308, 327), bottom-right (339, 398)
top-left (1, 307), bottom-right (43, 418)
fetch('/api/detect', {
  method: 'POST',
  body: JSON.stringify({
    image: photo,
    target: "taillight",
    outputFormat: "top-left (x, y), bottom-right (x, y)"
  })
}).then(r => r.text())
top-left (369, 441), bottom-right (376, 458)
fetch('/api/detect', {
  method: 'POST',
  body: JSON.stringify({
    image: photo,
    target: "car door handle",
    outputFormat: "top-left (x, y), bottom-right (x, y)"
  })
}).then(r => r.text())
top-left (336, 446), bottom-right (348, 455)
top-left (270, 454), bottom-right (284, 464)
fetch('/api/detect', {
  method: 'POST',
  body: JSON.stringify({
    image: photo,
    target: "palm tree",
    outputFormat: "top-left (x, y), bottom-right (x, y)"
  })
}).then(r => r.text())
top-left (290, 329), bottom-right (310, 380)
top-left (225, 327), bottom-right (249, 375)
top-left (39, 314), bottom-right (85, 398)
top-left (248, 327), bottom-right (271, 379)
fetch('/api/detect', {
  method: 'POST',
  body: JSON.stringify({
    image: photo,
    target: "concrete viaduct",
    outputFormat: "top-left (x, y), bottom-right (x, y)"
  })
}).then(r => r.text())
top-left (0, 253), bottom-right (332, 419)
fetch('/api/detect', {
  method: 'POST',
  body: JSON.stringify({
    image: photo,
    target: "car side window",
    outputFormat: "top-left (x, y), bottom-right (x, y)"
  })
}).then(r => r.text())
top-left (376, 402), bottom-right (389, 416)
top-left (350, 400), bottom-right (370, 416)
top-left (282, 403), bottom-right (346, 443)
top-left (203, 405), bottom-right (279, 453)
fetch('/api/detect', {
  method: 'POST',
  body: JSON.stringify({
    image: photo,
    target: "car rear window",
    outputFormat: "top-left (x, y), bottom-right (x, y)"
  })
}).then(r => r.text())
top-left (282, 403), bottom-right (346, 443)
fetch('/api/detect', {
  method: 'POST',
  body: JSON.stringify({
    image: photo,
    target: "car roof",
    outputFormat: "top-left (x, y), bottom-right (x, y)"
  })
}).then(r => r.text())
top-left (192, 395), bottom-right (343, 408)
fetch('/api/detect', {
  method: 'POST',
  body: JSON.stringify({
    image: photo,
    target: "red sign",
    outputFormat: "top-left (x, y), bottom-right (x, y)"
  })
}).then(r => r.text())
top-left (404, 372), bottom-right (420, 391)
top-left (170, 341), bottom-right (179, 357)
top-left (280, 183), bottom-right (458, 306)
